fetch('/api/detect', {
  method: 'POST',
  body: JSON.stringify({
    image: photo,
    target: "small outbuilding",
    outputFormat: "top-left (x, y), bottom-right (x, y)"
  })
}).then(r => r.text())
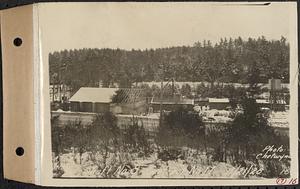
top-left (69, 87), bottom-right (118, 113)
top-left (69, 87), bottom-right (147, 114)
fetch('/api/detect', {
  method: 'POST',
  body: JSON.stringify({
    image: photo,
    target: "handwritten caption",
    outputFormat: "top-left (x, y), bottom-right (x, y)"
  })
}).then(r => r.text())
top-left (256, 145), bottom-right (290, 161)
top-left (276, 177), bottom-right (298, 185)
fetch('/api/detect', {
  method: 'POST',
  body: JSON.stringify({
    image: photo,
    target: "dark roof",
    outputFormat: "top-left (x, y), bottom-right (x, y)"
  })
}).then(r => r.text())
top-left (113, 88), bottom-right (145, 103)
top-left (151, 97), bottom-right (194, 105)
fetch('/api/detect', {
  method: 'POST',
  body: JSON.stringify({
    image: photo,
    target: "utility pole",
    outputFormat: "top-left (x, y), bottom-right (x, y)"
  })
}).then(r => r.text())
top-left (58, 62), bottom-right (61, 103)
top-left (159, 78), bottom-right (175, 127)
top-left (172, 78), bottom-right (175, 99)
top-left (59, 63), bottom-right (67, 103)
top-left (52, 76), bottom-right (55, 102)
top-left (159, 80), bottom-right (163, 127)
top-left (158, 56), bottom-right (174, 127)
top-left (159, 60), bottom-right (165, 128)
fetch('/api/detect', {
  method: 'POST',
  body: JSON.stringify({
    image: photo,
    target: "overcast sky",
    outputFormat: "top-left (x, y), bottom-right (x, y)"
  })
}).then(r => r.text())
top-left (38, 2), bottom-right (296, 53)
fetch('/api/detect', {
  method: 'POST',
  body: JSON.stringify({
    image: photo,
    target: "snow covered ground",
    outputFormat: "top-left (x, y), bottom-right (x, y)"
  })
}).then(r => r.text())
top-left (268, 111), bottom-right (289, 128)
top-left (54, 151), bottom-right (262, 179)
top-left (201, 109), bottom-right (289, 128)
top-left (201, 109), bottom-right (233, 123)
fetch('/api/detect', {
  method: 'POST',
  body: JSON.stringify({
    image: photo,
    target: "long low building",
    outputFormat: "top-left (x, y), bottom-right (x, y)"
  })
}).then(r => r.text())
top-left (208, 98), bottom-right (230, 110)
top-left (69, 87), bottom-right (147, 114)
top-left (150, 97), bottom-right (194, 112)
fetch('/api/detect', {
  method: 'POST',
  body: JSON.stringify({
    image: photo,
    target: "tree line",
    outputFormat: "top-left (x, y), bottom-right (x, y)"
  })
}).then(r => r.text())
top-left (49, 36), bottom-right (289, 94)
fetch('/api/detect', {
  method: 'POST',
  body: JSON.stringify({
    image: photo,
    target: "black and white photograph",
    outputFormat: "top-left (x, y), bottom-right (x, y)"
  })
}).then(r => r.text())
top-left (43, 2), bottom-right (296, 181)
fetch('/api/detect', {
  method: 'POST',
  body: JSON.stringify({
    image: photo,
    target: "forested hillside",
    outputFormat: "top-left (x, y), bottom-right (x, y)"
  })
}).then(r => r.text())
top-left (49, 36), bottom-right (289, 93)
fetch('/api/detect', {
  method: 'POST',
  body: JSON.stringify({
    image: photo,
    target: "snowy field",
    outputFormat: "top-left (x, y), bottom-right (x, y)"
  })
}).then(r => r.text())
top-left (268, 111), bottom-right (289, 128)
top-left (54, 150), bottom-right (265, 179)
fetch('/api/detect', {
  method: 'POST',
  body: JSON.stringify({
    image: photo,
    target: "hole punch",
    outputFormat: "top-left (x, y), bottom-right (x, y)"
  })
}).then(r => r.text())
top-left (13, 37), bottom-right (22, 47)
top-left (15, 147), bottom-right (24, 156)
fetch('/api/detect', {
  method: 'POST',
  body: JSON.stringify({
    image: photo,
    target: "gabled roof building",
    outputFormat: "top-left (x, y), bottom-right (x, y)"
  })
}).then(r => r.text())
top-left (69, 87), bottom-right (147, 114)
